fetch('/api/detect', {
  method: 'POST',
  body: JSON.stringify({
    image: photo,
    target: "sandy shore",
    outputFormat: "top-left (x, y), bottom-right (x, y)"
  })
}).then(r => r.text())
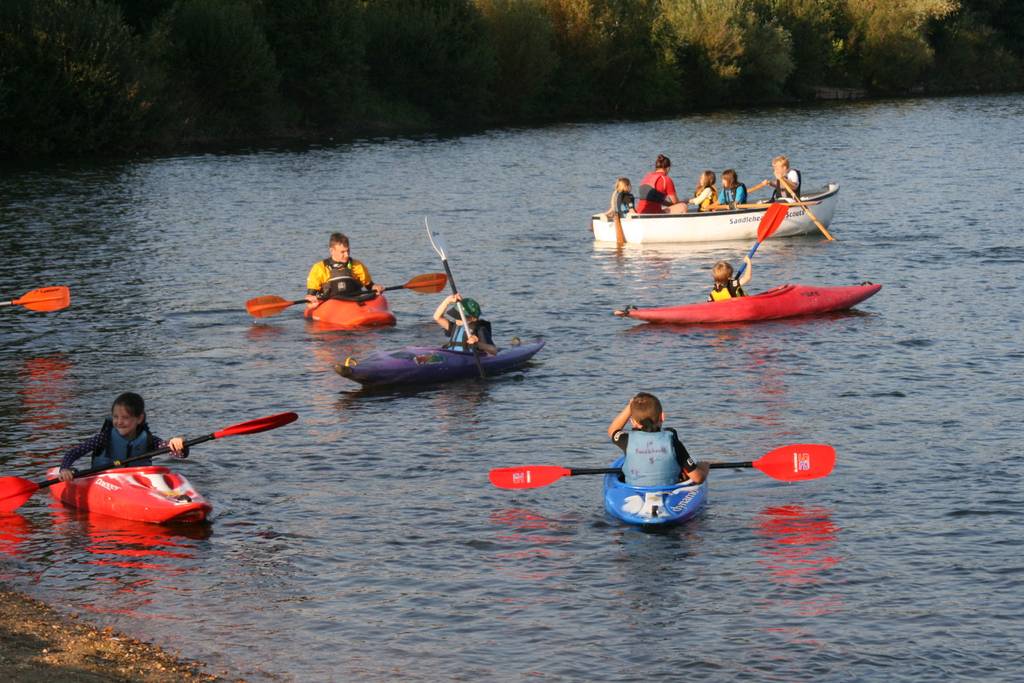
top-left (0, 585), bottom-right (231, 682)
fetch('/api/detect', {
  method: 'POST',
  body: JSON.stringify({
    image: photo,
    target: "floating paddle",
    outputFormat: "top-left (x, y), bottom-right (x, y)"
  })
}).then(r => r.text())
top-left (735, 202), bottom-right (789, 278)
top-left (0, 411), bottom-right (299, 512)
top-left (778, 177), bottom-right (834, 241)
top-left (1, 286), bottom-right (71, 313)
top-left (425, 219), bottom-right (486, 379)
top-left (489, 443), bottom-right (835, 489)
top-left (245, 273), bottom-right (448, 318)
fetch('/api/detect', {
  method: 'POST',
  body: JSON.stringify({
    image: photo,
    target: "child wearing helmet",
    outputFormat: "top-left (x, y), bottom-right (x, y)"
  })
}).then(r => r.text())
top-left (433, 293), bottom-right (497, 355)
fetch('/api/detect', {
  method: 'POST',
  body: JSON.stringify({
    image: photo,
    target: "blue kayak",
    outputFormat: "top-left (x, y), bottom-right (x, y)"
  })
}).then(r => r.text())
top-left (603, 457), bottom-right (708, 526)
top-left (334, 340), bottom-right (544, 387)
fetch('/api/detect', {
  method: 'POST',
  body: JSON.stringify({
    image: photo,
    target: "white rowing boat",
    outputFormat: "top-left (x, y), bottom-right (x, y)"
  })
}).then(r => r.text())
top-left (591, 183), bottom-right (839, 244)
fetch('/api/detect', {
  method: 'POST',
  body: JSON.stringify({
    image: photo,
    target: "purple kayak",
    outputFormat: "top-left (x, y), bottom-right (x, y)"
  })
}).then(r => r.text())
top-left (334, 340), bottom-right (545, 387)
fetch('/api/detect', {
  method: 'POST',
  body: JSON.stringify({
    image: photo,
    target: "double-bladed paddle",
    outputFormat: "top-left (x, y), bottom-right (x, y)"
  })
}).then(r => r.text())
top-left (245, 273), bottom-right (448, 318)
top-left (0, 411), bottom-right (299, 512)
top-left (1, 286), bottom-right (71, 313)
top-left (488, 443), bottom-right (835, 489)
top-left (425, 219), bottom-right (486, 379)
top-left (735, 202), bottom-right (789, 278)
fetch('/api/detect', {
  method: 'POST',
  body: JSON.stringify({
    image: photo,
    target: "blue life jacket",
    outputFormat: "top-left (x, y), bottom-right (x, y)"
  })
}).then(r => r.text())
top-left (622, 430), bottom-right (681, 486)
top-left (445, 319), bottom-right (492, 353)
top-left (92, 418), bottom-right (156, 468)
top-left (719, 183), bottom-right (747, 206)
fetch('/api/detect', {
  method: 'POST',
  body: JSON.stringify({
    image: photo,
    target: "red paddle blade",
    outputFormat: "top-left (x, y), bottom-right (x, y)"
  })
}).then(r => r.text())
top-left (212, 411), bottom-right (298, 439)
top-left (404, 273), bottom-right (447, 293)
top-left (0, 477), bottom-right (41, 512)
top-left (13, 286), bottom-right (71, 312)
top-left (754, 444), bottom-right (835, 481)
top-left (489, 466), bottom-right (572, 489)
top-left (246, 295), bottom-right (297, 318)
top-left (757, 203), bottom-right (789, 242)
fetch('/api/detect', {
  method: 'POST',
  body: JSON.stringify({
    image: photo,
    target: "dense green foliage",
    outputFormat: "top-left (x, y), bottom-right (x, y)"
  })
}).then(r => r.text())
top-left (1, 0), bottom-right (1022, 156)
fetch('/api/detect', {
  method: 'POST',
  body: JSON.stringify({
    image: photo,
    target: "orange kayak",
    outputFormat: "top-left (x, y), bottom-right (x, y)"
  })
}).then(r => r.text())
top-left (303, 295), bottom-right (396, 328)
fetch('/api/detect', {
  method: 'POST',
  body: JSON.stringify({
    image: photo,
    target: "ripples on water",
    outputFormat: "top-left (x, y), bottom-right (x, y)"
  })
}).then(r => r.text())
top-left (1, 95), bottom-right (1023, 681)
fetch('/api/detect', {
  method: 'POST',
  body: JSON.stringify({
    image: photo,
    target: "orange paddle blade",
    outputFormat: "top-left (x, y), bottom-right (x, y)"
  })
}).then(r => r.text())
top-left (757, 203), bottom-right (789, 242)
top-left (0, 478), bottom-right (40, 512)
top-left (246, 295), bottom-right (302, 318)
top-left (11, 286), bottom-right (71, 312)
top-left (403, 273), bottom-right (447, 293)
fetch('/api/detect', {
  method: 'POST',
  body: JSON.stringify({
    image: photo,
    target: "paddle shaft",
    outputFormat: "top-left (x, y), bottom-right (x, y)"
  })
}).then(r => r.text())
top-left (38, 434), bottom-right (216, 492)
top-left (735, 243), bottom-right (759, 278)
top-left (614, 211), bottom-right (625, 246)
top-left (426, 221), bottom-right (485, 379)
top-left (571, 462), bottom-right (754, 478)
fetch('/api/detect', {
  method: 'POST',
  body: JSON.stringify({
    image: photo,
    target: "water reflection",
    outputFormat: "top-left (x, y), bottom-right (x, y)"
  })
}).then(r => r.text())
top-left (16, 354), bottom-right (75, 454)
top-left (755, 504), bottom-right (840, 588)
top-left (489, 508), bottom-right (573, 582)
top-left (46, 503), bottom-right (209, 615)
top-left (0, 513), bottom-right (32, 558)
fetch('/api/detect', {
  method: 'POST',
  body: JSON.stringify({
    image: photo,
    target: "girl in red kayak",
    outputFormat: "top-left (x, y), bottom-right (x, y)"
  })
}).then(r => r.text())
top-left (708, 256), bottom-right (752, 302)
top-left (57, 392), bottom-right (187, 482)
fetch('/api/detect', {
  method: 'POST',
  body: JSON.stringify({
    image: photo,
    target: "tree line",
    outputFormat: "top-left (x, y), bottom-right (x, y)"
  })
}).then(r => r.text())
top-left (1, 0), bottom-right (1022, 157)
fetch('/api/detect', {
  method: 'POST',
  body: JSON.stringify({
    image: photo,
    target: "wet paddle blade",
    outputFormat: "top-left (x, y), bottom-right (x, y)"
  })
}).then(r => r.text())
top-left (757, 203), bottom-right (789, 242)
top-left (12, 286), bottom-right (71, 312)
top-left (246, 295), bottom-right (299, 318)
top-left (754, 444), bottom-right (835, 481)
top-left (489, 466), bottom-right (572, 489)
top-left (403, 273), bottom-right (448, 293)
top-left (212, 411), bottom-right (298, 439)
top-left (425, 220), bottom-right (449, 260)
top-left (0, 478), bottom-right (41, 512)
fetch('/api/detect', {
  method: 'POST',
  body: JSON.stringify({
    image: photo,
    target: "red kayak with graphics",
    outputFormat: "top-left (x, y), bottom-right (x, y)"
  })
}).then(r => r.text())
top-left (303, 294), bottom-right (396, 328)
top-left (46, 466), bottom-right (211, 524)
top-left (618, 283), bottom-right (881, 324)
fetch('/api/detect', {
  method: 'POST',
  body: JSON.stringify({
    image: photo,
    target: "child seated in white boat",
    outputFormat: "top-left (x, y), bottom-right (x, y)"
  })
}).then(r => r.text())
top-left (605, 177), bottom-right (636, 219)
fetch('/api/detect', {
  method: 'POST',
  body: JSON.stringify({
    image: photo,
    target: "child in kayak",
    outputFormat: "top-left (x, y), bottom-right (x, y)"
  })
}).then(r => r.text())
top-left (708, 256), bottom-right (752, 302)
top-left (433, 293), bottom-right (498, 355)
top-left (305, 232), bottom-right (385, 309)
top-left (607, 392), bottom-right (708, 486)
top-left (57, 392), bottom-right (186, 482)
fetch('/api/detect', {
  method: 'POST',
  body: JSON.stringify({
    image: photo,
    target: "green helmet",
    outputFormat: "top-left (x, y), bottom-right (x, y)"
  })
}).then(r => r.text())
top-left (449, 297), bottom-right (481, 318)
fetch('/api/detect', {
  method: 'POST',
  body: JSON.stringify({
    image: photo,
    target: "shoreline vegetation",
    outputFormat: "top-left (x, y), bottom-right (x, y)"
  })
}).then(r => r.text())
top-left (0, 583), bottom-right (228, 682)
top-left (2, 0), bottom-right (1023, 159)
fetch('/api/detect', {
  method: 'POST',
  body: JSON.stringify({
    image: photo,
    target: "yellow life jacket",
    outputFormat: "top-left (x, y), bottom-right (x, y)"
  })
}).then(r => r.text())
top-left (709, 280), bottom-right (745, 302)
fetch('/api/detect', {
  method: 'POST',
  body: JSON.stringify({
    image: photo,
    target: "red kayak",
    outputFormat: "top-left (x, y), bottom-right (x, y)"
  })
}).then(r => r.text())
top-left (619, 283), bottom-right (881, 324)
top-left (46, 466), bottom-right (211, 524)
top-left (303, 295), bottom-right (396, 328)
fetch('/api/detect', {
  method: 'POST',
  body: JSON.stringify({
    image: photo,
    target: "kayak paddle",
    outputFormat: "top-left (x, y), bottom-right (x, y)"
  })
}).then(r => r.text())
top-left (489, 443), bottom-right (836, 489)
top-left (425, 218), bottom-right (486, 379)
top-left (735, 203), bottom-right (789, 278)
top-left (0, 411), bottom-right (299, 512)
top-left (1, 286), bottom-right (71, 313)
top-left (778, 177), bottom-right (834, 241)
top-left (245, 273), bottom-right (448, 318)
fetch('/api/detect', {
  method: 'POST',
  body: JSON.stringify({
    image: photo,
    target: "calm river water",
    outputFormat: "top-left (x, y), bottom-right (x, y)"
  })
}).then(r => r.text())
top-left (1, 95), bottom-right (1022, 681)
